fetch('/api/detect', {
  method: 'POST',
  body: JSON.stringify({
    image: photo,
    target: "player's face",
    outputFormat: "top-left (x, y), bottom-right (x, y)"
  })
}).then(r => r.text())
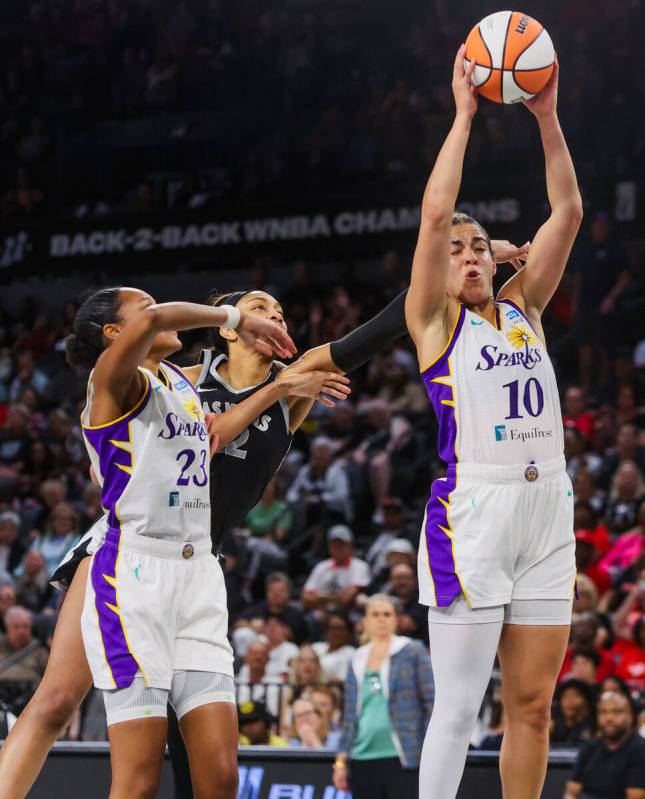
top-left (115, 288), bottom-right (182, 357)
top-left (237, 291), bottom-right (287, 330)
top-left (447, 224), bottom-right (496, 307)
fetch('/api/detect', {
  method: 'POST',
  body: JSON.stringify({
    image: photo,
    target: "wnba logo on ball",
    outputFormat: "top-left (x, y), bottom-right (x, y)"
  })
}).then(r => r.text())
top-left (515, 15), bottom-right (530, 34)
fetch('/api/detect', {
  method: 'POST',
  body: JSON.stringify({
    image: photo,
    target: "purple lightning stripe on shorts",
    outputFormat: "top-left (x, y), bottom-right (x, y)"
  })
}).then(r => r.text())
top-left (91, 539), bottom-right (139, 688)
top-left (421, 305), bottom-right (466, 606)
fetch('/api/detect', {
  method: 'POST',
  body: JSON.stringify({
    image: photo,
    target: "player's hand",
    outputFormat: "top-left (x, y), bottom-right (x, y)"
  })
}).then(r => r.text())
top-left (491, 239), bottom-right (531, 271)
top-left (204, 413), bottom-right (221, 457)
top-left (237, 312), bottom-right (297, 359)
top-left (277, 370), bottom-right (351, 408)
top-left (453, 44), bottom-right (478, 119)
top-left (523, 56), bottom-right (558, 118)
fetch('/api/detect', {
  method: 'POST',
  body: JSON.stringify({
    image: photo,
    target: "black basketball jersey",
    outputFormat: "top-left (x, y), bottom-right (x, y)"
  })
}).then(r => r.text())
top-left (196, 350), bottom-right (293, 548)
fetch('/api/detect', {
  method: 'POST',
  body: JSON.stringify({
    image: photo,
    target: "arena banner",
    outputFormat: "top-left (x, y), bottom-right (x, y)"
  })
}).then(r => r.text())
top-left (0, 176), bottom-right (639, 276)
top-left (26, 743), bottom-right (576, 799)
top-left (0, 196), bottom-right (525, 274)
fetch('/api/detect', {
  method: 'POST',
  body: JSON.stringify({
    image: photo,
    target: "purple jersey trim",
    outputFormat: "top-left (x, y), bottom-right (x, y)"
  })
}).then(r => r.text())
top-left (91, 539), bottom-right (141, 688)
top-left (161, 360), bottom-right (201, 403)
top-left (420, 305), bottom-right (467, 607)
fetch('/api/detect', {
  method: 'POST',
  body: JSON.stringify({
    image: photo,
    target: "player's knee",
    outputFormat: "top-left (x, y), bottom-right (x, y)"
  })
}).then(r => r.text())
top-left (116, 768), bottom-right (161, 799)
top-left (31, 685), bottom-right (79, 731)
top-left (434, 694), bottom-right (481, 739)
top-left (193, 757), bottom-right (238, 799)
top-left (508, 691), bottom-right (552, 733)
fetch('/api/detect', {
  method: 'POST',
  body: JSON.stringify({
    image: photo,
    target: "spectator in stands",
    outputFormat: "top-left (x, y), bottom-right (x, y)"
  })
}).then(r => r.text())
top-left (568, 650), bottom-right (601, 685)
top-left (563, 691), bottom-right (645, 799)
top-left (572, 574), bottom-right (599, 615)
top-left (0, 584), bottom-right (17, 633)
top-left (264, 614), bottom-right (299, 678)
top-left (550, 679), bottom-right (595, 745)
top-left (308, 685), bottom-right (341, 733)
top-left (302, 526), bottom-right (370, 612)
top-left (0, 512), bottom-right (25, 577)
top-left (241, 573), bottom-right (309, 644)
top-left (0, 403), bottom-right (31, 483)
top-left (8, 352), bottom-right (49, 403)
top-left (605, 460), bottom-right (644, 536)
top-left (366, 538), bottom-right (416, 594)
top-left (24, 503), bottom-right (80, 577)
top-left (280, 644), bottom-right (327, 735)
top-left (565, 426), bottom-right (603, 482)
top-left (561, 613), bottom-right (615, 684)
top-left (242, 478), bottom-right (290, 586)
top-left (600, 499), bottom-right (644, 582)
top-left (333, 594), bottom-right (433, 798)
top-left (238, 700), bottom-right (287, 747)
top-left (0, 607), bottom-right (48, 686)
top-left (287, 436), bottom-right (353, 535)
top-left (612, 615), bottom-right (645, 694)
top-left (288, 696), bottom-right (341, 749)
top-left (388, 563), bottom-right (428, 645)
top-left (601, 423), bottom-right (645, 487)
top-left (312, 613), bottom-right (356, 683)
top-left (573, 469), bottom-right (606, 517)
top-left (235, 640), bottom-right (284, 719)
top-left (563, 386), bottom-right (595, 441)
top-left (14, 551), bottom-right (50, 612)
top-left (575, 530), bottom-right (612, 596)
top-left (365, 497), bottom-right (410, 576)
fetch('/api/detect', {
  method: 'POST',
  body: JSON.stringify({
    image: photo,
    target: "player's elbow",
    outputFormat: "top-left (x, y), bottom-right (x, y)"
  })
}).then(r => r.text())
top-left (422, 201), bottom-right (452, 229)
top-left (555, 196), bottom-right (583, 229)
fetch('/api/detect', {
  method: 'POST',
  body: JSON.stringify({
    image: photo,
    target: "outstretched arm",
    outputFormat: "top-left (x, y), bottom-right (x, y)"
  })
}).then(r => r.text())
top-left (91, 303), bottom-right (296, 427)
top-left (405, 47), bottom-right (478, 366)
top-left (499, 60), bottom-right (583, 328)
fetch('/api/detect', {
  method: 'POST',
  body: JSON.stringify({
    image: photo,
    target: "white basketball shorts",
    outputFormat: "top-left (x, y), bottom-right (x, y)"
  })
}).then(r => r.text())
top-left (81, 533), bottom-right (234, 690)
top-left (418, 455), bottom-right (576, 609)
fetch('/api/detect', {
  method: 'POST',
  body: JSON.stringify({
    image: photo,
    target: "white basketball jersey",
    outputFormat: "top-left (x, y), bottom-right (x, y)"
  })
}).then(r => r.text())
top-left (81, 361), bottom-right (210, 545)
top-left (422, 300), bottom-right (563, 465)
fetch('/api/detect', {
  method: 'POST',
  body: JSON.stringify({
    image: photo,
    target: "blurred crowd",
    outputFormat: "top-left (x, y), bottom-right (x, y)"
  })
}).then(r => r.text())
top-left (0, 0), bottom-right (643, 219)
top-left (0, 229), bottom-right (643, 756)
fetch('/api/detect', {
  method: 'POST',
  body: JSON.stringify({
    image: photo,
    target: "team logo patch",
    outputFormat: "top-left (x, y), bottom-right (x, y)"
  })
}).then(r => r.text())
top-left (506, 325), bottom-right (538, 350)
top-left (524, 464), bottom-right (539, 482)
top-left (182, 544), bottom-right (195, 559)
top-left (174, 379), bottom-right (188, 390)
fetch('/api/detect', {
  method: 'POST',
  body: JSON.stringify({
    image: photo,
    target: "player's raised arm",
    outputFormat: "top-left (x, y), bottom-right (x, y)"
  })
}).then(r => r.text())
top-left (405, 47), bottom-right (478, 365)
top-left (499, 60), bottom-right (583, 326)
top-left (90, 297), bottom-right (295, 426)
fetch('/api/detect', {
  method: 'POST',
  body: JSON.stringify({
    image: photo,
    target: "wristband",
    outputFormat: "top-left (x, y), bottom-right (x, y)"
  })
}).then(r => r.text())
top-left (219, 304), bottom-right (241, 330)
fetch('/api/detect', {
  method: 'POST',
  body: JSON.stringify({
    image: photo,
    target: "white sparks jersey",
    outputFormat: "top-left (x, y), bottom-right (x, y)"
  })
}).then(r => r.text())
top-left (421, 299), bottom-right (563, 466)
top-left (81, 361), bottom-right (211, 545)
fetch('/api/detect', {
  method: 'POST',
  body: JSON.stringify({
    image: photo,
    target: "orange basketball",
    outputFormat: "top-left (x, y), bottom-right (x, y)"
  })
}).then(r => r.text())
top-left (465, 11), bottom-right (554, 104)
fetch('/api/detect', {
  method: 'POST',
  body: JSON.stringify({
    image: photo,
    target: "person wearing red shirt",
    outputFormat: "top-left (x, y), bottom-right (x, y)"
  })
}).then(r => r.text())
top-left (563, 386), bottom-right (596, 440)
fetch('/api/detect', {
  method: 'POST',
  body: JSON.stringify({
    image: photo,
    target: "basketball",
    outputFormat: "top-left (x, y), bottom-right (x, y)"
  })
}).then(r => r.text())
top-left (465, 11), bottom-right (555, 104)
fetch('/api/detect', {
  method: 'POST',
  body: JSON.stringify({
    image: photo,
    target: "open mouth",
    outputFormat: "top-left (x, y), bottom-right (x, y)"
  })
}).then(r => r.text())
top-left (465, 270), bottom-right (480, 279)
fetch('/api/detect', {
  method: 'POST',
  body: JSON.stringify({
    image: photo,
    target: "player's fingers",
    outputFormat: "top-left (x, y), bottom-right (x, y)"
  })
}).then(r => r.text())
top-left (254, 339), bottom-right (275, 358)
top-left (316, 394), bottom-right (336, 408)
top-left (465, 56), bottom-right (477, 82)
top-left (209, 432), bottom-right (220, 458)
top-left (324, 372), bottom-right (350, 384)
top-left (453, 44), bottom-right (466, 77)
top-left (321, 386), bottom-right (350, 400)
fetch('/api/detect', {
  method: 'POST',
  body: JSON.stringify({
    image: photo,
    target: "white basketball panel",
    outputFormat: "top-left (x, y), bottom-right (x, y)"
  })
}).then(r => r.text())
top-left (502, 70), bottom-right (534, 104)
top-left (514, 29), bottom-right (555, 71)
top-left (465, 58), bottom-right (492, 88)
top-left (478, 11), bottom-right (513, 70)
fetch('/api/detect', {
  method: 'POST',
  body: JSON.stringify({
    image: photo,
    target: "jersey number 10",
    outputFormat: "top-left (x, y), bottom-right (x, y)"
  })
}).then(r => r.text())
top-left (503, 378), bottom-right (544, 420)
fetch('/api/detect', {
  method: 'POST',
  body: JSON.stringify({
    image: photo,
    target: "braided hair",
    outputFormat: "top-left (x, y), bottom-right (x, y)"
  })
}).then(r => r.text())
top-left (66, 287), bottom-right (123, 372)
